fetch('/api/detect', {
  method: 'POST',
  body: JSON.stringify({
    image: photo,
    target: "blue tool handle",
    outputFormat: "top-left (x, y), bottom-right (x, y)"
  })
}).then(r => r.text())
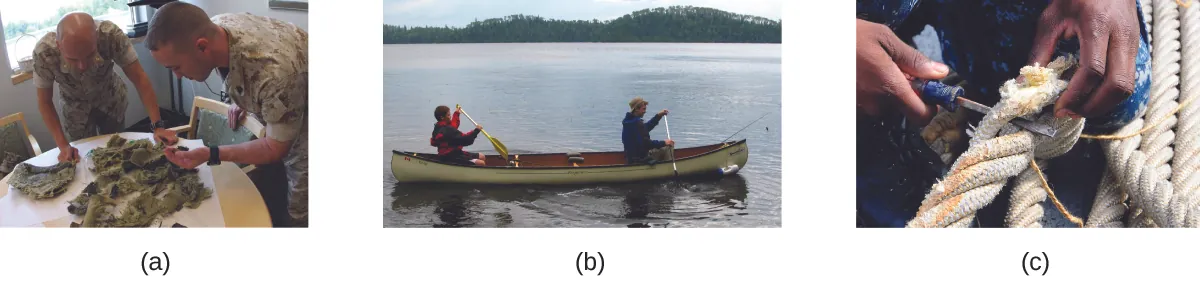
top-left (911, 79), bottom-right (963, 112)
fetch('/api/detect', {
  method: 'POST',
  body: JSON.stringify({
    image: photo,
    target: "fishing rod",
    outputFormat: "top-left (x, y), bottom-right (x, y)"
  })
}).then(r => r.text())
top-left (720, 112), bottom-right (770, 143)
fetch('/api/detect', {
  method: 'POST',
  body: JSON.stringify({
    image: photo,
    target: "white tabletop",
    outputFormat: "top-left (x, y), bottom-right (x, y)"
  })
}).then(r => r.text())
top-left (0, 132), bottom-right (271, 227)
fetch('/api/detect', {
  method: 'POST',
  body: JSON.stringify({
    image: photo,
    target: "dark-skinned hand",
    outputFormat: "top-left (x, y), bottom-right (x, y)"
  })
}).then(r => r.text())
top-left (1029, 0), bottom-right (1140, 118)
top-left (857, 19), bottom-right (949, 127)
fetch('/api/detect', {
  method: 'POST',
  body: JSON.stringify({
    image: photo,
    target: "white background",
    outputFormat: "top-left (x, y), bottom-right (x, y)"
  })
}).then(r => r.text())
top-left (4, 1), bottom-right (1190, 282)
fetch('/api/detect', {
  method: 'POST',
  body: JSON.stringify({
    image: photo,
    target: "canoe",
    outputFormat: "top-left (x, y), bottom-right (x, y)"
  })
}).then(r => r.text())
top-left (391, 139), bottom-right (749, 185)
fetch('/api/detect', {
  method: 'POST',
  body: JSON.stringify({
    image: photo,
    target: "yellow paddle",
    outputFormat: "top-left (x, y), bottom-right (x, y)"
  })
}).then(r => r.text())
top-left (457, 105), bottom-right (509, 161)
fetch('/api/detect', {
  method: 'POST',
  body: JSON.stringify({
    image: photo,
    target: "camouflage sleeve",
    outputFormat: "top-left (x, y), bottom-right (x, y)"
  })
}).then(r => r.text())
top-left (31, 37), bottom-right (56, 89)
top-left (251, 64), bottom-right (306, 142)
top-left (98, 21), bottom-right (138, 67)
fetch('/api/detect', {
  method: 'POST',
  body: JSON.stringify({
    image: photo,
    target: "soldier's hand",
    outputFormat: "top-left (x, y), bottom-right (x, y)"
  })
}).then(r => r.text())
top-left (154, 128), bottom-right (179, 145)
top-left (475, 124), bottom-right (483, 131)
top-left (57, 146), bottom-right (79, 163)
top-left (659, 109), bottom-right (669, 116)
top-left (227, 104), bottom-right (246, 130)
top-left (163, 146), bottom-right (207, 169)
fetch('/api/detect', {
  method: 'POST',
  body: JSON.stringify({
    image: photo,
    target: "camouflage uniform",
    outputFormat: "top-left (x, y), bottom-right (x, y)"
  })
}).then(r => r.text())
top-left (32, 20), bottom-right (136, 142)
top-left (213, 13), bottom-right (308, 227)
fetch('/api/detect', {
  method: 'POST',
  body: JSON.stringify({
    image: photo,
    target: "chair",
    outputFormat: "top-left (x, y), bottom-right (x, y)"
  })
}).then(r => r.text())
top-left (169, 96), bottom-right (266, 173)
top-left (0, 112), bottom-right (41, 178)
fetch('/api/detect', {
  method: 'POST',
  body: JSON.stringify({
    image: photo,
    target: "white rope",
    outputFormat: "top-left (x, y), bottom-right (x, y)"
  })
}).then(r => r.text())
top-left (1099, 0), bottom-right (1191, 227)
top-left (907, 56), bottom-right (1083, 227)
top-left (1006, 113), bottom-right (1086, 227)
top-left (1006, 161), bottom-right (1049, 227)
top-left (1085, 170), bottom-right (1128, 227)
top-left (1174, 0), bottom-right (1200, 207)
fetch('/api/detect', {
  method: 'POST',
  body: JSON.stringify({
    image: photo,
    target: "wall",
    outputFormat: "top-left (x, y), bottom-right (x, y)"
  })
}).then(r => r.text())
top-left (0, 0), bottom-right (307, 151)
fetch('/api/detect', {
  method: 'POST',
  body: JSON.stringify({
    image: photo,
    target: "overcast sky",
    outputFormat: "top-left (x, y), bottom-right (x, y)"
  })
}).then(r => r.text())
top-left (383, 0), bottom-right (782, 27)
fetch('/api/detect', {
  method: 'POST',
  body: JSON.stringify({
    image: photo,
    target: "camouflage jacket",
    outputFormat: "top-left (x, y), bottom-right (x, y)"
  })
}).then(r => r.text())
top-left (213, 13), bottom-right (308, 158)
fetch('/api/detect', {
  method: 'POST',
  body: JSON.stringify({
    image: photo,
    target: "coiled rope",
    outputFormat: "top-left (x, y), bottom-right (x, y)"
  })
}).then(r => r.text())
top-left (1080, 0), bottom-right (1200, 226)
top-left (1173, 0), bottom-right (1200, 217)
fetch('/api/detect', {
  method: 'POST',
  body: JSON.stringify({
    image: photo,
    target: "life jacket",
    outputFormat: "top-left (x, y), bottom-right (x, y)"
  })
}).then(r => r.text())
top-left (430, 112), bottom-right (473, 157)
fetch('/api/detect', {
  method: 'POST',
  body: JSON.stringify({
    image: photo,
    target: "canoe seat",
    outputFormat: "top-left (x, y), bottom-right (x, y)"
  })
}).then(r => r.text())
top-left (567, 151), bottom-right (581, 158)
top-left (568, 156), bottom-right (584, 166)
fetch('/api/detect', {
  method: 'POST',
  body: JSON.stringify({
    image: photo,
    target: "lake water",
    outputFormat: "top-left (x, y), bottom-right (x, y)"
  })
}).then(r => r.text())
top-left (383, 43), bottom-right (781, 228)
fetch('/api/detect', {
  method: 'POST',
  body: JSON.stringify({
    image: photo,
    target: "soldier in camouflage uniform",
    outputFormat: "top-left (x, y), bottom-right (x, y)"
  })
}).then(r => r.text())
top-left (33, 12), bottom-right (178, 163)
top-left (147, 2), bottom-right (308, 227)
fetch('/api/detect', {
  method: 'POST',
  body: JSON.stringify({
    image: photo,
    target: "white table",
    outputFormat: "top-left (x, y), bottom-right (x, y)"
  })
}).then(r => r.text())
top-left (0, 132), bottom-right (271, 227)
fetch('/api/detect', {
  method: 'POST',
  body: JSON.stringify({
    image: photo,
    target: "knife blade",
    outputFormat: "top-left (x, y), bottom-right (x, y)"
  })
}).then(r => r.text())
top-left (912, 79), bottom-right (1057, 137)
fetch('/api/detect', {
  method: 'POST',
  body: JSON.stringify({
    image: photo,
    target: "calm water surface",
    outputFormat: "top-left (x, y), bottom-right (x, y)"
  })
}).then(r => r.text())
top-left (383, 43), bottom-right (781, 227)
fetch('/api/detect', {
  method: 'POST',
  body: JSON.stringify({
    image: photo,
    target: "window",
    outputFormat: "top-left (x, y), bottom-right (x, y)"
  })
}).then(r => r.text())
top-left (3, 0), bottom-right (132, 75)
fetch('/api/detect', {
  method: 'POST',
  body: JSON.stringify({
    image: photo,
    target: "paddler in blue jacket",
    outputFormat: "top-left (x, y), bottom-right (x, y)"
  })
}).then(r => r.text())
top-left (622, 97), bottom-right (675, 164)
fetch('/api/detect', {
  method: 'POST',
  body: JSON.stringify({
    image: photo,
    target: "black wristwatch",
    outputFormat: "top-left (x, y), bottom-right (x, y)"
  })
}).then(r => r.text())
top-left (208, 146), bottom-right (221, 165)
top-left (152, 119), bottom-right (167, 130)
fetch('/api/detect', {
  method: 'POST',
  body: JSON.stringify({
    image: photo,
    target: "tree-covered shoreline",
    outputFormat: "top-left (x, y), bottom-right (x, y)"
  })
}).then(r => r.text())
top-left (384, 6), bottom-right (781, 44)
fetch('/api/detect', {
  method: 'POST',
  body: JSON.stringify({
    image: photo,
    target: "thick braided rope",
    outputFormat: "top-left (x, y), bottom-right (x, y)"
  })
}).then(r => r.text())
top-left (1101, 0), bottom-right (1190, 227)
top-left (1085, 170), bottom-right (1128, 227)
top-left (907, 57), bottom-right (1079, 227)
top-left (1006, 114), bottom-right (1086, 227)
top-left (1006, 161), bottom-right (1048, 227)
top-left (1174, 0), bottom-right (1200, 204)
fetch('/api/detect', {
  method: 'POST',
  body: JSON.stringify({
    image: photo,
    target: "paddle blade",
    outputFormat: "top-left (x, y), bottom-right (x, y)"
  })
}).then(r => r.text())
top-left (481, 130), bottom-right (509, 160)
top-left (491, 138), bottom-right (509, 159)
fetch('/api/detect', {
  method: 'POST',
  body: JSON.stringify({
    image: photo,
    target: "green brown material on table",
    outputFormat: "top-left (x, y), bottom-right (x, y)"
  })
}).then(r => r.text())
top-left (66, 135), bottom-right (212, 227)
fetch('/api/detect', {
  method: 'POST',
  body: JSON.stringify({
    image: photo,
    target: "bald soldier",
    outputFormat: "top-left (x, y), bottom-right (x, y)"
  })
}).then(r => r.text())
top-left (147, 2), bottom-right (308, 227)
top-left (33, 12), bottom-right (177, 163)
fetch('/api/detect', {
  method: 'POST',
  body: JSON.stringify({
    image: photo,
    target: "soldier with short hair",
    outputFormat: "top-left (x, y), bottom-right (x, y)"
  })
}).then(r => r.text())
top-left (147, 2), bottom-right (309, 227)
top-left (33, 12), bottom-right (178, 163)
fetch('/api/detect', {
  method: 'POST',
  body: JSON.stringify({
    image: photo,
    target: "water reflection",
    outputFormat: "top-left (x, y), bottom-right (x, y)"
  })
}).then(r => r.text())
top-left (389, 175), bottom-right (750, 228)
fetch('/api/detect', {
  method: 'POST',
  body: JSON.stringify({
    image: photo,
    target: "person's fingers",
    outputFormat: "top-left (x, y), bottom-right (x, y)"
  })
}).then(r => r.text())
top-left (227, 107), bottom-right (236, 129)
top-left (181, 149), bottom-right (206, 160)
top-left (1080, 32), bottom-right (1137, 117)
top-left (229, 105), bottom-right (244, 129)
top-left (857, 92), bottom-right (884, 117)
top-left (163, 148), bottom-right (179, 162)
top-left (881, 62), bottom-right (937, 126)
top-left (165, 149), bottom-right (196, 168)
top-left (1028, 8), bottom-right (1064, 66)
top-left (1055, 24), bottom-right (1110, 118)
top-left (880, 31), bottom-right (948, 80)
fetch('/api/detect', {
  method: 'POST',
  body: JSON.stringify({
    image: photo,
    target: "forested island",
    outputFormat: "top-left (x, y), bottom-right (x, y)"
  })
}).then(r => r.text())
top-left (383, 6), bottom-right (781, 44)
